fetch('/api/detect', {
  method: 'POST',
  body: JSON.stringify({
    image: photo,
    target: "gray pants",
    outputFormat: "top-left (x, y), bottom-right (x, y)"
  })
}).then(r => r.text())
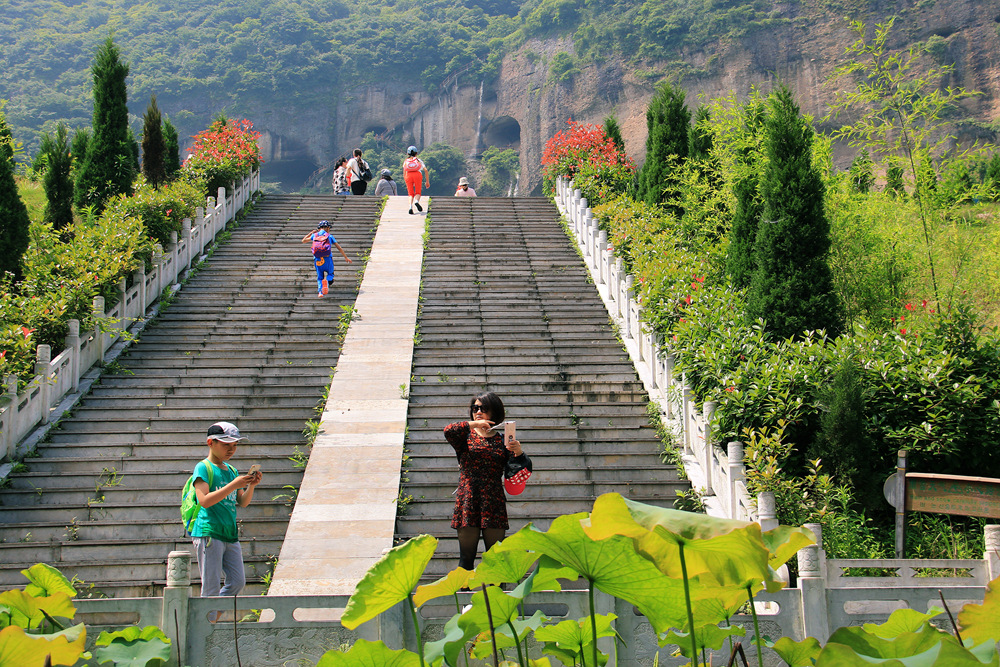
top-left (192, 536), bottom-right (246, 597)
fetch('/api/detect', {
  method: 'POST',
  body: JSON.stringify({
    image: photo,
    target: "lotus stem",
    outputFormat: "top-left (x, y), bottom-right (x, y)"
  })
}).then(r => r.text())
top-left (233, 592), bottom-right (242, 667)
top-left (588, 578), bottom-right (599, 667)
top-left (746, 584), bottom-right (762, 667)
top-left (506, 619), bottom-right (525, 666)
top-left (407, 593), bottom-right (426, 667)
top-left (481, 584), bottom-right (500, 667)
top-left (678, 543), bottom-right (699, 667)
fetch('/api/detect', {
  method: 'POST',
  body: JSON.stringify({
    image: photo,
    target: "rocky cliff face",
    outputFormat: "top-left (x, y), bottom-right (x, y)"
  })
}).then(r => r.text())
top-left (254, 0), bottom-right (1000, 193)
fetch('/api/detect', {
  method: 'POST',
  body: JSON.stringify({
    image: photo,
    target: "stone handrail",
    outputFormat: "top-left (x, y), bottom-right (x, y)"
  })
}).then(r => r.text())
top-left (0, 171), bottom-right (260, 462)
top-left (554, 176), bottom-right (754, 521)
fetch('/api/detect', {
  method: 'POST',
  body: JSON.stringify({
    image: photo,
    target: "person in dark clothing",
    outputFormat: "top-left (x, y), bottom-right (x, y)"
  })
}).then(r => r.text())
top-left (443, 391), bottom-right (526, 570)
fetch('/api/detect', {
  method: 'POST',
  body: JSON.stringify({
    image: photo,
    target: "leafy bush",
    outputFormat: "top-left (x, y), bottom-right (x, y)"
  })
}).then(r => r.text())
top-left (541, 119), bottom-right (634, 203)
top-left (104, 177), bottom-right (201, 248)
top-left (180, 117), bottom-right (262, 196)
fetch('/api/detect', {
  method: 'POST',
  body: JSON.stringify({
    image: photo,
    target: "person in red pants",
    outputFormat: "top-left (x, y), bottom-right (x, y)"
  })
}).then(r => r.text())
top-left (403, 146), bottom-right (429, 215)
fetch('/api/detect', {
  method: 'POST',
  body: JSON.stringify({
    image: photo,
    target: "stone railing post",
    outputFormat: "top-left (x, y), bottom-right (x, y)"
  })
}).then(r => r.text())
top-left (985, 525), bottom-right (1000, 581)
top-left (151, 245), bottom-right (164, 305)
top-left (217, 186), bottom-right (228, 223)
top-left (135, 266), bottom-right (146, 320)
top-left (614, 259), bottom-right (624, 318)
top-left (181, 218), bottom-right (193, 270)
top-left (162, 551), bottom-right (192, 667)
top-left (623, 275), bottom-right (634, 338)
top-left (35, 345), bottom-right (52, 422)
top-left (798, 524), bottom-right (830, 641)
top-left (757, 491), bottom-right (777, 531)
top-left (66, 320), bottom-right (81, 393)
top-left (681, 380), bottom-right (693, 455)
top-left (169, 231), bottom-right (179, 285)
top-left (728, 442), bottom-right (745, 519)
top-left (597, 231), bottom-right (607, 285)
top-left (664, 354), bottom-right (675, 418)
top-left (93, 296), bottom-right (107, 362)
top-left (4, 374), bottom-right (19, 460)
top-left (702, 401), bottom-right (716, 495)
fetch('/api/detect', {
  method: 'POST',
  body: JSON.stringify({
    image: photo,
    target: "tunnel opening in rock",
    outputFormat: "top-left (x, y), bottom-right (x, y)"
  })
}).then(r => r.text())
top-left (483, 116), bottom-right (521, 150)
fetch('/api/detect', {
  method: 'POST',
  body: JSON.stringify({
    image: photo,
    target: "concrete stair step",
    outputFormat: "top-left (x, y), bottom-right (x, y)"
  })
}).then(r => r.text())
top-left (0, 516), bottom-right (295, 543)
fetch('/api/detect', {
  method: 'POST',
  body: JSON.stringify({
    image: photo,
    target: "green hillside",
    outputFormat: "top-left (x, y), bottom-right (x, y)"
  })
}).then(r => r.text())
top-left (0, 0), bottom-right (897, 158)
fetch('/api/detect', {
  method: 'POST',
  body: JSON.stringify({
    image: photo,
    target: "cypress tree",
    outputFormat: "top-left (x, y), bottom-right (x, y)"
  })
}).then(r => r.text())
top-left (0, 114), bottom-right (31, 280)
top-left (163, 117), bottom-right (181, 180)
top-left (603, 115), bottom-right (625, 153)
top-left (725, 95), bottom-right (767, 289)
top-left (70, 128), bottom-right (90, 177)
top-left (637, 82), bottom-right (690, 209)
top-left (41, 123), bottom-right (75, 230)
top-left (75, 37), bottom-right (134, 214)
top-left (141, 95), bottom-right (166, 187)
top-left (688, 105), bottom-right (713, 161)
top-left (746, 86), bottom-right (842, 339)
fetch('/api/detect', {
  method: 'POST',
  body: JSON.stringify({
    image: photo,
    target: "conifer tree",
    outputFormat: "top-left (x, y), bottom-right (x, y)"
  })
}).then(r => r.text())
top-left (41, 123), bottom-right (74, 230)
top-left (141, 95), bottom-right (166, 187)
top-left (637, 82), bottom-right (689, 209)
top-left (725, 95), bottom-right (767, 289)
top-left (75, 37), bottom-right (134, 214)
top-left (70, 128), bottom-right (90, 176)
top-left (688, 105), bottom-right (712, 161)
top-left (0, 113), bottom-right (31, 280)
top-left (163, 117), bottom-right (181, 180)
top-left (746, 86), bottom-right (842, 339)
top-left (603, 115), bottom-right (625, 153)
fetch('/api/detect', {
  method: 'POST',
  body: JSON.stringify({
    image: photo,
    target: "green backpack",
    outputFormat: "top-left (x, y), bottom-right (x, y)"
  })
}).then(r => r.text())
top-left (181, 459), bottom-right (233, 533)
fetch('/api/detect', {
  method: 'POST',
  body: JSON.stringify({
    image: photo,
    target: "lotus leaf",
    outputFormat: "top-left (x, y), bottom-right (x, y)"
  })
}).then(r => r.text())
top-left (458, 585), bottom-right (522, 631)
top-left (413, 568), bottom-right (473, 608)
top-left (958, 576), bottom-right (1000, 645)
top-left (95, 625), bottom-right (170, 646)
top-left (533, 614), bottom-right (616, 667)
top-left (583, 493), bottom-right (781, 590)
top-left (495, 513), bottom-right (690, 632)
top-left (316, 639), bottom-right (421, 667)
top-left (771, 636), bottom-right (821, 666)
top-left (526, 555), bottom-right (580, 593)
top-left (342, 534), bottom-right (437, 630)
top-left (863, 609), bottom-right (944, 639)
top-left (660, 623), bottom-right (746, 656)
top-left (468, 547), bottom-right (539, 589)
top-left (0, 590), bottom-right (75, 629)
top-left (817, 618), bottom-right (997, 666)
top-left (470, 610), bottom-right (548, 659)
top-left (422, 613), bottom-right (480, 667)
top-left (93, 634), bottom-right (170, 666)
top-left (0, 623), bottom-right (86, 667)
top-left (20, 564), bottom-right (77, 600)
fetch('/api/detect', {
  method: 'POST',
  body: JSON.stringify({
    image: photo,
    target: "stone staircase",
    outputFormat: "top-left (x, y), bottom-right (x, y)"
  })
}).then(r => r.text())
top-left (396, 197), bottom-right (688, 579)
top-left (0, 195), bottom-right (380, 597)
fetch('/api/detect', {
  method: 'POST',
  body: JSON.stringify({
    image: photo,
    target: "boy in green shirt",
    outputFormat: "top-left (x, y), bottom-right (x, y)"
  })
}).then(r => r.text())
top-left (189, 422), bottom-right (262, 597)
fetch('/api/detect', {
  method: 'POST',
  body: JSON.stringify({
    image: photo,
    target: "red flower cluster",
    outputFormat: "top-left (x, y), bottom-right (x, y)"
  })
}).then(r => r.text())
top-left (542, 119), bottom-right (633, 178)
top-left (186, 119), bottom-right (263, 170)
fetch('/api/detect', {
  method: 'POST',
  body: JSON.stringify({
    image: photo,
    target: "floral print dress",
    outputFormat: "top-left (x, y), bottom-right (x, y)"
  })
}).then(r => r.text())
top-left (445, 421), bottom-right (510, 530)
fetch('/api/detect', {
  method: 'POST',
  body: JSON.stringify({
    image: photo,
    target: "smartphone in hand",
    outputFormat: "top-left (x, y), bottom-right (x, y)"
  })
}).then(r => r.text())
top-left (247, 464), bottom-right (261, 476)
top-left (504, 421), bottom-right (516, 445)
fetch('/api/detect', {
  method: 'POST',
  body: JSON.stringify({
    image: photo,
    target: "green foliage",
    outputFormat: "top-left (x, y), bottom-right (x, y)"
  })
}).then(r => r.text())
top-left (688, 105), bottom-right (712, 161)
top-left (162, 118), bottom-right (181, 181)
top-left (480, 145), bottom-right (519, 195)
top-left (105, 177), bottom-right (200, 248)
top-left (746, 86), bottom-right (842, 340)
top-left (74, 37), bottom-right (134, 215)
top-left (547, 51), bottom-right (580, 83)
top-left (603, 116), bottom-right (624, 154)
top-left (724, 91), bottom-right (767, 290)
top-left (0, 110), bottom-right (31, 280)
top-left (520, 0), bottom-right (579, 36)
top-left (419, 142), bottom-right (466, 196)
top-left (637, 81), bottom-right (690, 210)
top-left (848, 149), bottom-right (874, 194)
top-left (40, 124), bottom-right (74, 230)
top-left (542, 120), bottom-right (635, 204)
top-left (141, 95), bottom-right (166, 188)
top-left (180, 117), bottom-right (262, 196)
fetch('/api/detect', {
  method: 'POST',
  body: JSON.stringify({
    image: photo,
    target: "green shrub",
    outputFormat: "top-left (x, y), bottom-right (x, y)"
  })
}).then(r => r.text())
top-left (104, 178), bottom-right (200, 248)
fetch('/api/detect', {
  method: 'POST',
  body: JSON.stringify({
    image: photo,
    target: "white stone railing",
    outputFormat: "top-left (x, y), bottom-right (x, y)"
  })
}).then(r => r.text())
top-left (73, 529), bottom-right (1000, 666)
top-left (0, 171), bottom-right (260, 462)
top-left (554, 176), bottom-right (753, 521)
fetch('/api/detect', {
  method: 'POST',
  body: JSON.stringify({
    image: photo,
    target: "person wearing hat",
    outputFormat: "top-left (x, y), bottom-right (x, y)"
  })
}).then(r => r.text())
top-left (373, 168), bottom-right (398, 197)
top-left (402, 146), bottom-right (430, 214)
top-left (302, 220), bottom-right (352, 298)
top-left (443, 392), bottom-right (530, 570)
top-left (188, 422), bottom-right (262, 600)
top-left (454, 177), bottom-right (477, 197)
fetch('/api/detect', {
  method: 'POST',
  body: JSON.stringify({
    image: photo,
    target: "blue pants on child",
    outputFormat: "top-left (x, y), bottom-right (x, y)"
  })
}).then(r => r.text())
top-left (193, 536), bottom-right (246, 597)
top-left (314, 255), bottom-right (335, 293)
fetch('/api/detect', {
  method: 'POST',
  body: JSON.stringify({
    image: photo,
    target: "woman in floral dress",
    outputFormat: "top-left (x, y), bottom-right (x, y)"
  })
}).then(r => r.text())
top-left (444, 391), bottom-right (526, 570)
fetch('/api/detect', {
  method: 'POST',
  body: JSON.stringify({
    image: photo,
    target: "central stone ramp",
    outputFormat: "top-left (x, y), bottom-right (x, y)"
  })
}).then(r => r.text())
top-left (0, 195), bottom-right (380, 597)
top-left (397, 196), bottom-right (688, 579)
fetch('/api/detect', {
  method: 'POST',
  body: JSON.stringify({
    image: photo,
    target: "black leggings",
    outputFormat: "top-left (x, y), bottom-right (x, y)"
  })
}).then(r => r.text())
top-left (456, 527), bottom-right (506, 570)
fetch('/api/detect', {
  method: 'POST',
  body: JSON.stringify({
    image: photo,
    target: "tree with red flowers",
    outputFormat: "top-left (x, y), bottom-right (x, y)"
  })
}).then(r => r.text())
top-left (541, 119), bottom-right (634, 206)
top-left (181, 117), bottom-right (263, 195)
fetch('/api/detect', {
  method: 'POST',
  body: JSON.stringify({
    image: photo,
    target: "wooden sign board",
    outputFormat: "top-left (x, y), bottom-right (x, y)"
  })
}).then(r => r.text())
top-left (905, 472), bottom-right (1000, 519)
